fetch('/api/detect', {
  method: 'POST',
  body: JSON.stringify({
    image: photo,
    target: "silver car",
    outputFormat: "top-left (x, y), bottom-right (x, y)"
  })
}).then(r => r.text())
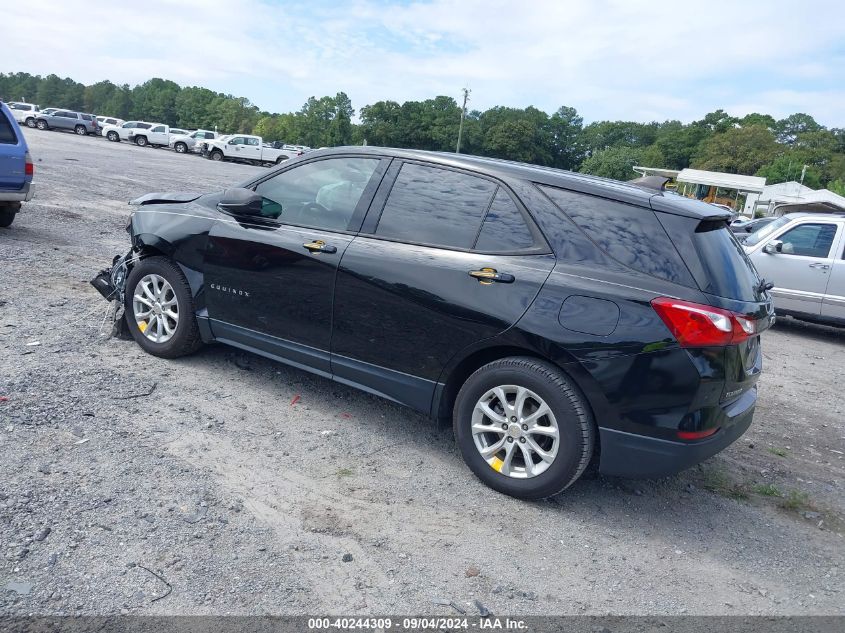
top-left (744, 212), bottom-right (845, 325)
top-left (35, 110), bottom-right (99, 135)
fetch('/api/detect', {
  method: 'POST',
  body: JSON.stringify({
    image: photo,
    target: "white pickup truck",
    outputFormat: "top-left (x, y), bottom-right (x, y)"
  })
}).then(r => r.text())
top-left (201, 134), bottom-right (293, 166)
top-left (128, 124), bottom-right (189, 147)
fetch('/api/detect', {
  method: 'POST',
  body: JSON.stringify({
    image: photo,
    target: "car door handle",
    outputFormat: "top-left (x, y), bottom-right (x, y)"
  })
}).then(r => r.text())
top-left (303, 240), bottom-right (337, 254)
top-left (809, 263), bottom-right (830, 270)
top-left (469, 268), bottom-right (515, 284)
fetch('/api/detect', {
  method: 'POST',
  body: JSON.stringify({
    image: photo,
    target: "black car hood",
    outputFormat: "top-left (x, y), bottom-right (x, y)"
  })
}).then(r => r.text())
top-left (129, 192), bottom-right (205, 206)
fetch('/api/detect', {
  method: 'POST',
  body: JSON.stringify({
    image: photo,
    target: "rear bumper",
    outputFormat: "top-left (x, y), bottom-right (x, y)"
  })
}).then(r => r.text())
top-left (598, 387), bottom-right (756, 478)
top-left (0, 182), bottom-right (34, 203)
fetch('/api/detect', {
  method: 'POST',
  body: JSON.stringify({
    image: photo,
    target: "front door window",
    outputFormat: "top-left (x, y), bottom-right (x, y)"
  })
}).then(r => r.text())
top-left (253, 158), bottom-right (380, 231)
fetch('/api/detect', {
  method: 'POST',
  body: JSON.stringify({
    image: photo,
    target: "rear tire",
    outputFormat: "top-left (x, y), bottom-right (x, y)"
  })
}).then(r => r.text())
top-left (124, 257), bottom-right (203, 359)
top-left (0, 206), bottom-right (16, 228)
top-left (453, 357), bottom-right (595, 499)
top-left (135, 136), bottom-right (148, 147)
top-left (75, 125), bottom-right (86, 135)
top-left (107, 131), bottom-right (119, 142)
top-left (36, 119), bottom-right (48, 130)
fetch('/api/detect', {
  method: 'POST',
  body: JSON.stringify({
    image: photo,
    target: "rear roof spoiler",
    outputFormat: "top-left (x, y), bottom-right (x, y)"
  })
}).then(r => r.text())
top-left (628, 175), bottom-right (670, 192)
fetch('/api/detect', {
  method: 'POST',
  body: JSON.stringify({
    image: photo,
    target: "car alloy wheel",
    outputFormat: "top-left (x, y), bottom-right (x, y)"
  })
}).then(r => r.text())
top-left (75, 125), bottom-right (86, 135)
top-left (132, 273), bottom-right (179, 343)
top-left (36, 120), bottom-right (47, 130)
top-left (471, 385), bottom-right (559, 478)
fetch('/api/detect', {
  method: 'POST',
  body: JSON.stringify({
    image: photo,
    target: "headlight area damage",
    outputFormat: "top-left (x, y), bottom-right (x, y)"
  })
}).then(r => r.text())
top-left (89, 191), bottom-right (206, 338)
top-left (90, 250), bottom-right (136, 338)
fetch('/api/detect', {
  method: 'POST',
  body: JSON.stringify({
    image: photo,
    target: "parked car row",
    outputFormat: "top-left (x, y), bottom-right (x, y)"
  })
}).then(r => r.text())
top-left (7, 101), bottom-right (315, 168)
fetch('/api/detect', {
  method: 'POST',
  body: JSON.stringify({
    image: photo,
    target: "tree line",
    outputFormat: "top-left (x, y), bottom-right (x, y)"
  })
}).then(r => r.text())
top-left (2, 71), bottom-right (843, 194)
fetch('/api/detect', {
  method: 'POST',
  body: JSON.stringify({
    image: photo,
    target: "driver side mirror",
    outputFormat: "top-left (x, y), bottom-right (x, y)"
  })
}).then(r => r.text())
top-left (218, 188), bottom-right (263, 217)
top-left (763, 240), bottom-right (783, 254)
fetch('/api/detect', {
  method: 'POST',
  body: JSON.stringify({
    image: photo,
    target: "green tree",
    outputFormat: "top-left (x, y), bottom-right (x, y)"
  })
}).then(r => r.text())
top-left (650, 121), bottom-right (710, 170)
top-left (579, 146), bottom-right (644, 180)
top-left (828, 179), bottom-right (845, 196)
top-left (692, 125), bottom-right (780, 174)
top-left (131, 78), bottom-right (181, 123)
top-left (360, 100), bottom-right (402, 146)
top-left (695, 109), bottom-right (739, 133)
top-left (757, 156), bottom-right (822, 189)
top-left (582, 120), bottom-right (659, 153)
top-left (775, 113), bottom-right (822, 144)
top-left (739, 112), bottom-right (777, 130)
top-left (548, 106), bottom-right (584, 170)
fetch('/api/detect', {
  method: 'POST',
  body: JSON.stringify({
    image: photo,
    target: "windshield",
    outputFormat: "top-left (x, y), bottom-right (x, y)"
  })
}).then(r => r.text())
top-left (743, 216), bottom-right (791, 247)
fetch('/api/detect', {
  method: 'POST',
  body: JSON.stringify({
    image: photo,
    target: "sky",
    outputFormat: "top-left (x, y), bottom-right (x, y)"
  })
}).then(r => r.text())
top-left (3, 0), bottom-right (844, 126)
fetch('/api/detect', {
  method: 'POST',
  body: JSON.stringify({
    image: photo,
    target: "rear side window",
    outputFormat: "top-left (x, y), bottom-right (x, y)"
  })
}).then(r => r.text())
top-left (540, 186), bottom-right (695, 286)
top-left (0, 110), bottom-right (18, 144)
top-left (376, 163), bottom-right (496, 249)
top-left (81, 114), bottom-right (92, 121)
top-left (475, 188), bottom-right (535, 252)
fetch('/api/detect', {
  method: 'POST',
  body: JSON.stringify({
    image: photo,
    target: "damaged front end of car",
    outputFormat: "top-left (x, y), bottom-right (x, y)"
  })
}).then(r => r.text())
top-left (89, 190), bottom-right (214, 339)
top-left (90, 249), bottom-right (136, 338)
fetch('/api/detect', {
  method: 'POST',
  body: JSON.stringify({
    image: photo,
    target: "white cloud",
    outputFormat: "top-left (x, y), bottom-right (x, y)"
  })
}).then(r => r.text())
top-left (2, 0), bottom-right (843, 125)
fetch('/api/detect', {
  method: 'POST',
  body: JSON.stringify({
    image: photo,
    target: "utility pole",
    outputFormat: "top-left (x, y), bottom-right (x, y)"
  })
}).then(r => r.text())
top-left (456, 87), bottom-right (470, 154)
top-left (800, 164), bottom-right (808, 187)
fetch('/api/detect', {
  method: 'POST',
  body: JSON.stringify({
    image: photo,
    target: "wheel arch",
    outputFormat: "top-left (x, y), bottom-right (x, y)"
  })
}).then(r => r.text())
top-left (434, 341), bottom-right (582, 422)
top-left (434, 340), bottom-right (605, 466)
top-left (131, 233), bottom-right (206, 302)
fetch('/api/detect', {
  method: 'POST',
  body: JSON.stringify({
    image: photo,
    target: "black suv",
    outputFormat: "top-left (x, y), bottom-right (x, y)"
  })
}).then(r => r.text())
top-left (92, 147), bottom-right (773, 499)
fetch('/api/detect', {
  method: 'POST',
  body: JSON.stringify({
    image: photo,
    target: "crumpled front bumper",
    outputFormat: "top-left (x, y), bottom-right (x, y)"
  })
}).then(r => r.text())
top-left (90, 251), bottom-right (133, 302)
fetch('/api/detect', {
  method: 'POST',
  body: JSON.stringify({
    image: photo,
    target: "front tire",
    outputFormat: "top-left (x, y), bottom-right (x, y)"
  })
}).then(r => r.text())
top-left (107, 131), bottom-right (119, 142)
top-left (453, 357), bottom-right (595, 499)
top-left (124, 257), bottom-right (203, 358)
top-left (210, 150), bottom-right (223, 161)
top-left (25, 117), bottom-right (36, 128)
top-left (36, 119), bottom-right (48, 130)
top-left (174, 142), bottom-right (187, 153)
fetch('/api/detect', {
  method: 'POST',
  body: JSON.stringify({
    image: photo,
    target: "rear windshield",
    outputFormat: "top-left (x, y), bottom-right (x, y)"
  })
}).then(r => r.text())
top-left (0, 110), bottom-right (18, 144)
top-left (658, 214), bottom-right (762, 301)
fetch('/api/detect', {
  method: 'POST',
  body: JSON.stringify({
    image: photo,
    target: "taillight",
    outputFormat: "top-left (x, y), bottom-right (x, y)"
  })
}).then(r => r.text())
top-left (677, 427), bottom-right (719, 440)
top-left (651, 297), bottom-right (756, 348)
top-left (24, 152), bottom-right (34, 176)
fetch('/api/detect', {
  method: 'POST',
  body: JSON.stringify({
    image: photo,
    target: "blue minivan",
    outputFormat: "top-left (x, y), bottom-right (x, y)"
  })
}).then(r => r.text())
top-left (0, 101), bottom-right (35, 227)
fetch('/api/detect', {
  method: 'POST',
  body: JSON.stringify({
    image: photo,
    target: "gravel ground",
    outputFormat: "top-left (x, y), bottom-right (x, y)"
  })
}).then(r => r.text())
top-left (1, 130), bottom-right (843, 616)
